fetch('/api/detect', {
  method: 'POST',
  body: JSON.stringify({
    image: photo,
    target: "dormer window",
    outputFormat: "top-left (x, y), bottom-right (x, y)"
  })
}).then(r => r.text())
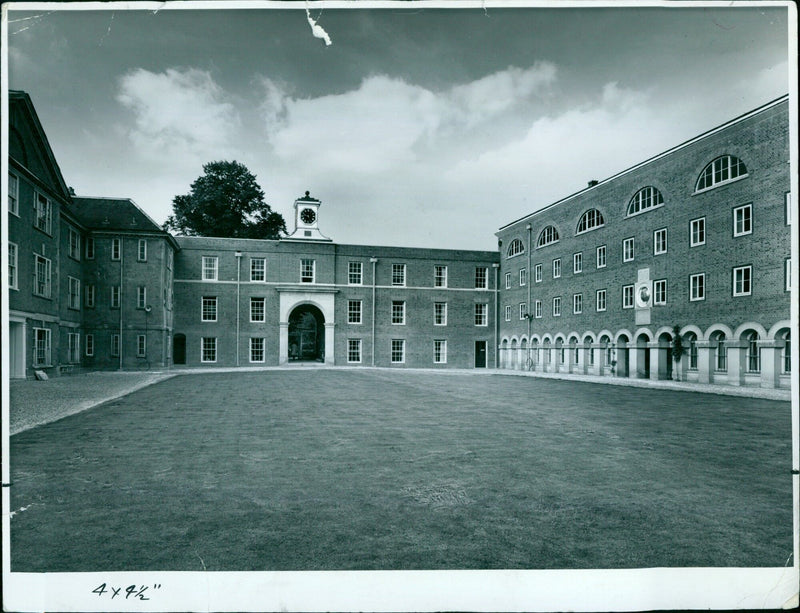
top-left (536, 226), bottom-right (559, 248)
top-left (506, 239), bottom-right (525, 258)
top-left (576, 209), bottom-right (605, 234)
top-left (695, 155), bottom-right (747, 192)
top-left (627, 187), bottom-right (664, 217)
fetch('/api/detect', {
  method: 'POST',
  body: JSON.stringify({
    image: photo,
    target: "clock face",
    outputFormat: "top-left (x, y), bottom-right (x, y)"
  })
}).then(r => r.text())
top-left (300, 208), bottom-right (316, 224)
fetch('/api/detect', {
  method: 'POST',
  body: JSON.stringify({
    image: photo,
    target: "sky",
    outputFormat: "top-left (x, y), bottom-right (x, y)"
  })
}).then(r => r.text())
top-left (5, 2), bottom-right (792, 250)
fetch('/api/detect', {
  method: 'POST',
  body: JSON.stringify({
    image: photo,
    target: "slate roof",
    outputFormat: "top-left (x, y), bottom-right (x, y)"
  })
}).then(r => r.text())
top-left (71, 197), bottom-right (165, 233)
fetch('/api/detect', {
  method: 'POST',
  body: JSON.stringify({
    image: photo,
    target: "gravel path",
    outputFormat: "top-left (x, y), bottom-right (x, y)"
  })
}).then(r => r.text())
top-left (9, 372), bottom-right (176, 436)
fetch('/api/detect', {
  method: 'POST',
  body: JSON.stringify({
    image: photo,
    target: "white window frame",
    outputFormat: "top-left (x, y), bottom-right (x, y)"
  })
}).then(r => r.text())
top-left (552, 296), bottom-right (561, 317)
top-left (786, 259), bottom-right (792, 292)
top-left (68, 332), bottom-right (80, 363)
top-left (202, 296), bottom-right (218, 322)
top-left (348, 339), bottom-right (362, 363)
top-left (111, 238), bottom-right (121, 261)
top-left (85, 334), bottom-right (94, 357)
top-left (349, 261), bottom-right (363, 285)
top-left (392, 263), bottom-right (406, 287)
top-left (695, 155), bottom-right (747, 193)
top-left (474, 303), bottom-right (488, 326)
top-left (690, 274), bottom-right (705, 301)
top-left (202, 256), bottom-right (218, 281)
top-left (391, 300), bottom-right (406, 325)
top-left (391, 339), bottom-right (405, 363)
top-left (733, 204), bottom-right (752, 237)
top-left (573, 252), bottom-right (582, 274)
top-left (596, 245), bottom-right (607, 269)
top-left (733, 265), bottom-right (752, 296)
top-left (519, 268), bottom-right (527, 286)
top-left (251, 258), bottom-right (266, 282)
top-left (534, 263), bottom-right (542, 283)
top-left (596, 289), bottom-right (606, 312)
top-left (786, 192), bottom-right (791, 225)
top-left (33, 327), bottom-right (51, 366)
top-left (201, 337), bottom-right (217, 363)
top-left (475, 267), bottom-right (488, 289)
top-left (627, 186), bottom-right (664, 217)
top-left (8, 171), bottom-right (19, 215)
top-left (623, 237), bottom-right (635, 262)
top-left (68, 276), bottom-right (81, 310)
top-left (434, 339), bottom-right (447, 364)
top-left (250, 337), bottom-right (265, 363)
top-left (8, 242), bottom-right (18, 290)
top-left (348, 299), bottom-right (362, 324)
top-left (654, 279), bottom-right (667, 305)
top-left (654, 228), bottom-right (667, 255)
top-left (137, 334), bottom-right (147, 358)
top-left (33, 254), bottom-right (52, 298)
top-left (85, 284), bottom-right (95, 307)
top-left (622, 285), bottom-right (634, 309)
top-left (301, 259), bottom-right (315, 283)
top-left (137, 286), bottom-right (146, 309)
top-left (137, 239), bottom-right (147, 262)
top-left (573, 293), bottom-right (582, 314)
top-left (111, 333), bottom-right (120, 358)
top-left (519, 302), bottom-right (527, 320)
top-left (69, 229), bottom-right (81, 260)
top-left (552, 258), bottom-right (561, 279)
top-left (110, 285), bottom-right (120, 308)
top-left (434, 265), bottom-right (447, 288)
top-left (690, 217), bottom-right (706, 247)
top-left (34, 191), bottom-right (52, 234)
top-left (505, 272), bottom-right (511, 289)
top-left (505, 305), bottom-right (512, 321)
top-left (85, 236), bottom-right (95, 259)
top-left (534, 300), bottom-right (542, 318)
top-left (434, 302), bottom-right (447, 326)
top-left (250, 297), bottom-right (265, 322)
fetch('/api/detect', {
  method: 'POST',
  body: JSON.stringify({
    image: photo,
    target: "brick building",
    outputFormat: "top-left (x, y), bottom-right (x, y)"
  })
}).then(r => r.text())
top-left (496, 95), bottom-right (792, 389)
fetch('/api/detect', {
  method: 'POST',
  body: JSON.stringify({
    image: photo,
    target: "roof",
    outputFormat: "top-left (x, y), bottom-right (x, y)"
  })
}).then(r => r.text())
top-left (295, 191), bottom-right (320, 203)
top-left (71, 196), bottom-right (165, 233)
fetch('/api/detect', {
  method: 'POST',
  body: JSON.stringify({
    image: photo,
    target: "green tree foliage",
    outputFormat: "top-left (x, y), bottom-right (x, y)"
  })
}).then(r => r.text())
top-left (164, 161), bottom-right (286, 239)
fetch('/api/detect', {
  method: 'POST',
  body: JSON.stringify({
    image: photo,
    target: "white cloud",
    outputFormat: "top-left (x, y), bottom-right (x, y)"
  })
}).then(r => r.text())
top-left (117, 68), bottom-right (240, 164)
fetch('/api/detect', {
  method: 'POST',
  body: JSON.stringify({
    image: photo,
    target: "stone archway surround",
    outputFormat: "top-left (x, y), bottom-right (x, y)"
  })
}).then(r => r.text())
top-left (278, 289), bottom-right (337, 365)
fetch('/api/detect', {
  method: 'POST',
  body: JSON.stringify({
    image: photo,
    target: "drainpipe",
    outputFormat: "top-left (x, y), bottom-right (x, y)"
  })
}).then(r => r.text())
top-left (526, 223), bottom-right (532, 363)
top-left (492, 262), bottom-right (500, 368)
top-left (119, 236), bottom-right (123, 370)
top-left (370, 257), bottom-right (378, 366)
top-left (235, 251), bottom-right (242, 367)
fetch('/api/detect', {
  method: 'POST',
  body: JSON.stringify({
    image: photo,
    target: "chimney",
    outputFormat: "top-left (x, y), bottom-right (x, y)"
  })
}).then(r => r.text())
top-left (588, 180), bottom-right (599, 187)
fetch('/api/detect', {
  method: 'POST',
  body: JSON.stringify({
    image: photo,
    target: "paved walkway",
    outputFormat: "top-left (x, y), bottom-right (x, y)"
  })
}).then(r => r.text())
top-left (8, 365), bottom-right (790, 436)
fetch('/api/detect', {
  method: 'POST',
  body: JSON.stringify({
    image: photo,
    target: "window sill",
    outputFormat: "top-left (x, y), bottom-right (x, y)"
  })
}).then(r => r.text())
top-left (693, 174), bottom-right (748, 195)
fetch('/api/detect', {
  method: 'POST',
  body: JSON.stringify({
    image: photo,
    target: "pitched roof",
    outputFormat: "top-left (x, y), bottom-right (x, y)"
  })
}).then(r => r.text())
top-left (71, 196), bottom-right (165, 233)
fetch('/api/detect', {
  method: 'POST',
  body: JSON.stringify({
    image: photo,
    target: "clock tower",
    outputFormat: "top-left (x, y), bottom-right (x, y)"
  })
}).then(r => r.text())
top-left (285, 191), bottom-right (332, 241)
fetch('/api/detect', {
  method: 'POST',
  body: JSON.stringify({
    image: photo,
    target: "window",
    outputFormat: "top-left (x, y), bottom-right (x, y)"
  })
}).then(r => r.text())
top-left (33, 254), bottom-right (52, 298)
top-left (622, 285), bottom-right (634, 309)
top-left (786, 192), bottom-right (792, 225)
top-left (202, 296), bottom-right (217, 321)
top-left (534, 300), bottom-right (542, 318)
top-left (68, 277), bottom-right (80, 310)
top-left (34, 192), bottom-right (52, 234)
top-left (137, 239), bottom-right (147, 262)
top-left (301, 259), bottom-right (315, 283)
top-left (782, 332), bottom-right (791, 374)
top-left (690, 274), bottom-right (705, 301)
top-left (534, 263), bottom-right (542, 283)
top-left (137, 286), bottom-right (147, 309)
top-left (786, 259), bottom-right (792, 292)
top-left (654, 279), bottom-right (667, 305)
top-left (627, 186), bottom-right (664, 216)
top-left (654, 228), bottom-right (667, 255)
top-left (348, 339), bottom-right (362, 363)
top-left (391, 339), bottom-right (405, 363)
top-left (111, 333), bottom-right (120, 357)
top-left (505, 305), bottom-right (511, 321)
top-left (202, 337), bottom-right (217, 362)
top-left (69, 229), bottom-right (81, 260)
top-left (505, 273), bottom-right (511, 289)
top-left (733, 265), bottom-right (752, 296)
top-left (85, 237), bottom-right (95, 259)
top-left (714, 334), bottom-right (727, 371)
top-left (434, 302), bottom-right (447, 325)
top-left (576, 209), bottom-right (605, 233)
top-left (110, 285), bottom-right (120, 308)
top-left (392, 264), bottom-right (406, 286)
top-left (746, 331), bottom-right (760, 373)
top-left (537, 226), bottom-right (559, 248)
top-left (573, 253), bottom-right (582, 274)
top-left (573, 293), bottom-right (582, 314)
top-left (623, 238), bottom-right (635, 262)
top-left (111, 238), bottom-right (121, 261)
top-left (137, 334), bottom-right (146, 358)
top-left (348, 300), bottom-right (362, 324)
top-left (250, 337), bottom-right (265, 363)
top-left (552, 296), bottom-right (561, 317)
top-left (596, 289), bottom-right (606, 312)
top-left (696, 155), bottom-right (747, 192)
top-left (85, 334), bottom-right (94, 357)
top-left (596, 245), bottom-right (607, 268)
top-left (8, 172), bottom-right (18, 215)
top-left (733, 204), bottom-right (752, 237)
top-left (251, 297), bottom-right (265, 322)
top-left (687, 334), bottom-right (698, 370)
top-left (475, 267), bottom-right (488, 289)
top-left (690, 217), bottom-right (705, 246)
top-left (85, 284), bottom-right (95, 307)
top-left (552, 259), bottom-right (561, 279)
top-left (8, 242), bottom-right (17, 289)
top-left (474, 303), bottom-right (488, 326)
top-left (519, 303), bottom-right (527, 320)
top-left (67, 333), bottom-right (80, 363)
top-left (434, 340), bottom-right (447, 364)
top-left (392, 301), bottom-right (406, 325)
top-left (349, 262), bottom-right (363, 285)
top-left (507, 239), bottom-right (525, 258)
top-left (434, 265), bottom-right (447, 288)
top-left (251, 258), bottom-right (266, 282)
top-left (202, 256), bottom-right (218, 280)
top-left (33, 328), bottom-right (51, 366)
top-left (519, 268), bottom-right (527, 286)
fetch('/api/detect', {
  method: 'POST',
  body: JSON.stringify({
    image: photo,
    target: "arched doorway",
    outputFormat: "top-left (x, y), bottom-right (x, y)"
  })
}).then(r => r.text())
top-left (288, 304), bottom-right (325, 361)
top-left (636, 333), bottom-right (650, 378)
top-left (658, 332), bottom-right (673, 380)
top-left (173, 334), bottom-right (186, 365)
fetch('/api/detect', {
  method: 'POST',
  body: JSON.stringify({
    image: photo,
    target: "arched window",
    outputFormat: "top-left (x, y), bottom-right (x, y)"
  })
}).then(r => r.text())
top-left (713, 332), bottom-right (727, 372)
top-left (695, 155), bottom-right (747, 192)
top-left (782, 331), bottom-right (791, 374)
top-left (576, 209), bottom-right (605, 234)
top-left (506, 239), bottom-right (525, 258)
top-left (537, 226), bottom-right (559, 248)
top-left (627, 186), bottom-right (664, 216)
top-left (556, 338), bottom-right (564, 364)
top-left (685, 332), bottom-right (698, 370)
top-left (543, 339), bottom-right (551, 364)
top-left (746, 331), bottom-right (760, 373)
top-left (531, 339), bottom-right (539, 365)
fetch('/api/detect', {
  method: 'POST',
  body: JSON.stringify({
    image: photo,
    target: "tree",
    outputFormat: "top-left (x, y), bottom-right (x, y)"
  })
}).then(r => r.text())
top-left (164, 161), bottom-right (286, 239)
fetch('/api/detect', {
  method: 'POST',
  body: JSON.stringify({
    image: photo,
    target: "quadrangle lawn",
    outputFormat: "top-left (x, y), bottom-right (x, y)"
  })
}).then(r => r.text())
top-left (9, 369), bottom-right (793, 571)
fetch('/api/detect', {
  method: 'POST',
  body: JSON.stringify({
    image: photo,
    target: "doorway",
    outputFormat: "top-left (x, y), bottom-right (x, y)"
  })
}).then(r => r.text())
top-left (173, 334), bottom-right (186, 365)
top-left (475, 341), bottom-right (487, 368)
top-left (288, 304), bottom-right (325, 361)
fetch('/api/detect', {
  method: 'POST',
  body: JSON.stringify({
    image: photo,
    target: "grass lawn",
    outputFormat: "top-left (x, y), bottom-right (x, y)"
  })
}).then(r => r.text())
top-left (9, 369), bottom-right (793, 571)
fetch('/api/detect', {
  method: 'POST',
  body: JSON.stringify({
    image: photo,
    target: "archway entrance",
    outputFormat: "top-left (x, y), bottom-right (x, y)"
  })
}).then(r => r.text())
top-left (173, 333), bottom-right (186, 365)
top-left (288, 304), bottom-right (325, 361)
